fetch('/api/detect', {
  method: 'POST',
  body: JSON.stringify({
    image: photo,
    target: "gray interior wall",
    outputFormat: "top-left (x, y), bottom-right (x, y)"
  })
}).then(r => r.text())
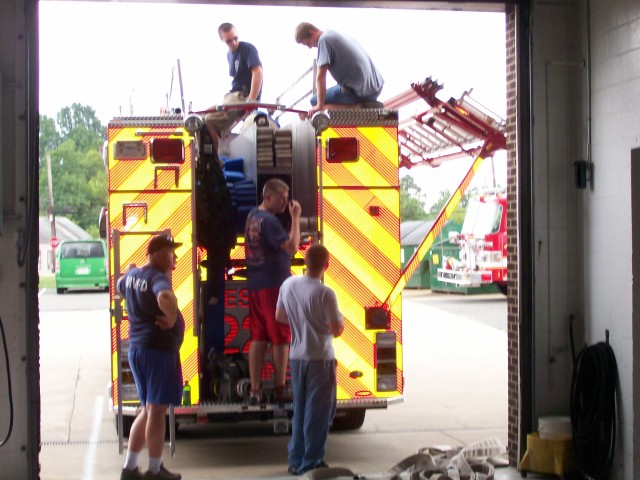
top-left (587, 1), bottom-right (640, 477)
top-left (631, 148), bottom-right (640, 479)
top-left (0, 0), bottom-right (39, 478)
top-left (531, 0), bottom-right (640, 478)
top-left (530, 0), bottom-right (585, 418)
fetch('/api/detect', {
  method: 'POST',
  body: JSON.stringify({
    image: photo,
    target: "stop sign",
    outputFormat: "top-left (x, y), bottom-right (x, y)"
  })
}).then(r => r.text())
top-left (50, 236), bottom-right (59, 248)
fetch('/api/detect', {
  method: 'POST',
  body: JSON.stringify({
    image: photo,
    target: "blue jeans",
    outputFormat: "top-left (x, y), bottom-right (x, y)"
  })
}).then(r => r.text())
top-left (311, 85), bottom-right (380, 107)
top-left (288, 359), bottom-right (337, 473)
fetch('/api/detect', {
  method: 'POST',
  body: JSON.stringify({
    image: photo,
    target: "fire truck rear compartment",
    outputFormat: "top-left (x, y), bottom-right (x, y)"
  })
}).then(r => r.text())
top-left (108, 110), bottom-right (403, 438)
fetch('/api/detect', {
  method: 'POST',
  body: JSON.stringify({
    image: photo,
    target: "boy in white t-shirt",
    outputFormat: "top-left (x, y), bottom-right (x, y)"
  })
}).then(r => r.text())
top-left (275, 244), bottom-right (344, 475)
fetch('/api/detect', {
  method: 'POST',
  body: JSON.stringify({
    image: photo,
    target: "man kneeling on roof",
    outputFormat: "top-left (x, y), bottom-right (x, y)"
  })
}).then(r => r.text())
top-left (295, 22), bottom-right (385, 117)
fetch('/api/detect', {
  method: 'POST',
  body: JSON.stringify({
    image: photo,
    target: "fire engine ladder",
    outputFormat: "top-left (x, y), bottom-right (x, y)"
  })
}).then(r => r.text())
top-left (382, 77), bottom-right (507, 310)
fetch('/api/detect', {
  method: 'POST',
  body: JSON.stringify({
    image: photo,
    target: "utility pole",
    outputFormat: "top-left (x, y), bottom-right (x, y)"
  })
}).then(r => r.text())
top-left (46, 152), bottom-right (57, 272)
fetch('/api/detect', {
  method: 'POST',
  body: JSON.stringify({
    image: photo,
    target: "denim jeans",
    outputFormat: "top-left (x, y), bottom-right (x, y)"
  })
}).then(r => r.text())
top-left (288, 359), bottom-right (337, 473)
top-left (310, 85), bottom-right (380, 107)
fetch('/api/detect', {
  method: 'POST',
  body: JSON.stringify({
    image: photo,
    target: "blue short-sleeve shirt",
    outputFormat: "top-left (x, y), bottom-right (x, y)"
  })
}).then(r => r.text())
top-left (244, 208), bottom-right (291, 291)
top-left (228, 41), bottom-right (262, 100)
top-left (117, 265), bottom-right (185, 352)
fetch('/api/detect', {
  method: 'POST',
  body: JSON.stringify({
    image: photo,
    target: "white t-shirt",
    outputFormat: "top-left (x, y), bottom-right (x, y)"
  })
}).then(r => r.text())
top-left (277, 275), bottom-right (343, 361)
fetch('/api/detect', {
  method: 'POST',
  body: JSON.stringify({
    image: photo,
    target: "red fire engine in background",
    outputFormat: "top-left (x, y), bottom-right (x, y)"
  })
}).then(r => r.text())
top-left (438, 192), bottom-right (508, 295)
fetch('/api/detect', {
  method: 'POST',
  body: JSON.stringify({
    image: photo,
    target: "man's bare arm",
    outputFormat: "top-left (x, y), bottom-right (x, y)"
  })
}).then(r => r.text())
top-left (249, 65), bottom-right (263, 101)
top-left (156, 289), bottom-right (178, 329)
top-left (311, 65), bottom-right (329, 114)
top-left (329, 315), bottom-right (344, 338)
top-left (275, 307), bottom-right (289, 324)
top-left (116, 263), bottom-right (136, 295)
top-left (280, 200), bottom-right (302, 255)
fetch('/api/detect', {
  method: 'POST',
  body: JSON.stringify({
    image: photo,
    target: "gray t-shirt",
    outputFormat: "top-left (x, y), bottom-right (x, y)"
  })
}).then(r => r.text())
top-left (277, 275), bottom-right (343, 361)
top-left (317, 30), bottom-right (384, 98)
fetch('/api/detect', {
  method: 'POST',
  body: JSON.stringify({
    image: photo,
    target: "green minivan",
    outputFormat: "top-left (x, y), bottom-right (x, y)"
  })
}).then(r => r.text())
top-left (55, 239), bottom-right (109, 294)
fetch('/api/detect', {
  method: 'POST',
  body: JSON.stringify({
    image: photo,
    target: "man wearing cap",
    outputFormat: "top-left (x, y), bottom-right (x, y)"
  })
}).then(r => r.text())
top-left (118, 234), bottom-right (185, 480)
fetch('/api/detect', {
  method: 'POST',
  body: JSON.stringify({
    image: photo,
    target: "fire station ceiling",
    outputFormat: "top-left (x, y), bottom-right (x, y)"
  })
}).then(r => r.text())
top-left (39, 0), bottom-right (506, 14)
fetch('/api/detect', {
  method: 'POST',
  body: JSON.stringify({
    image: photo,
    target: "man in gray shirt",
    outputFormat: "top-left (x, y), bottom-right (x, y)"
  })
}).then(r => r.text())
top-left (276, 244), bottom-right (344, 475)
top-left (295, 22), bottom-right (384, 116)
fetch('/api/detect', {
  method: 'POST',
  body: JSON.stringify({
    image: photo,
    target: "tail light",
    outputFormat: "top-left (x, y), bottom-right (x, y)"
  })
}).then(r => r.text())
top-left (150, 138), bottom-right (184, 164)
top-left (365, 305), bottom-right (390, 330)
top-left (375, 331), bottom-right (397, 392)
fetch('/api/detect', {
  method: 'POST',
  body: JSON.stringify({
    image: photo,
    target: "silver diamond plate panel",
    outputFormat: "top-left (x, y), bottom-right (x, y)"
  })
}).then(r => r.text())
top-left (108, 115), bottom-right (185, 128)
top-left (327, 109), bottom-right (398, 127)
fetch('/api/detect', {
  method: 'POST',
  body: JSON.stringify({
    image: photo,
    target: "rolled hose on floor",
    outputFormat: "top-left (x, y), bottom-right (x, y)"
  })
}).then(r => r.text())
top-left (570, 326), bottom-right (618, 480)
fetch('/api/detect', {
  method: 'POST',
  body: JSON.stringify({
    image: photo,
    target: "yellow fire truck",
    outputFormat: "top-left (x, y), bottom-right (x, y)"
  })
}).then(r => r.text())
top-left (105, 105), bottom-right (404, 439)
top-left (104, 77), bottom-right (505, 445)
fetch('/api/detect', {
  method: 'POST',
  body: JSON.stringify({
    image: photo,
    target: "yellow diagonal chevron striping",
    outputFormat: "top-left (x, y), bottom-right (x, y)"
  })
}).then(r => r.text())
top-left (322, 126), bottom-right (398, 188)
top-left (108, 127), bottom-right (192, 192)
top-left (358, 126), bottom-right (400, 172)
top-left (323, 224), bottom-right (393, 299)
top-left (325, 263), bottom-right (402, 350)
top-left (320, 123), bottom-right (403, 399)
top-left (321, 176), bottom-right (400, 223)
top-left (322, 191), bottom-right (399, 271)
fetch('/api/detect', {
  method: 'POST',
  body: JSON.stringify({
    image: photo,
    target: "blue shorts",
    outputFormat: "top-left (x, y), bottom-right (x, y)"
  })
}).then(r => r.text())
top-left (129, 347), bottom-right (182, 406)
top-left (311, 85), bottom-right (380, 107)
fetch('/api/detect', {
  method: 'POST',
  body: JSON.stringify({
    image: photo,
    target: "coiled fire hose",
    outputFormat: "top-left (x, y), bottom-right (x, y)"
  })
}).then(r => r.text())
top-left (570, 322), bottom-right (618, 480)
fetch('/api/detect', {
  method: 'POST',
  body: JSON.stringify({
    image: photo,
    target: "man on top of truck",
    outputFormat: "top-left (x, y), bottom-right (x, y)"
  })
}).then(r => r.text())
top-left (204, 22), bottom-right (264, 149)
top-left (294, 22), bottom-right (384, 117)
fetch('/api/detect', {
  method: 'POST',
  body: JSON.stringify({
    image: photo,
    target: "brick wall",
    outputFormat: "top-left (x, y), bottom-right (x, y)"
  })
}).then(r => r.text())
top-left (504, 4), bottom-right (519, 466)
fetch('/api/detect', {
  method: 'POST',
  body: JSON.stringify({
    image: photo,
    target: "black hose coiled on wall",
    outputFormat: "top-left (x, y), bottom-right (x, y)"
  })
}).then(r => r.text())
top-left (570, 335), bottom-right (618, 480)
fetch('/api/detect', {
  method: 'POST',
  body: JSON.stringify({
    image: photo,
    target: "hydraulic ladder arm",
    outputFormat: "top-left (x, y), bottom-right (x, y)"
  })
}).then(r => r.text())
top-left (382, 77), bottom-right (507, 310)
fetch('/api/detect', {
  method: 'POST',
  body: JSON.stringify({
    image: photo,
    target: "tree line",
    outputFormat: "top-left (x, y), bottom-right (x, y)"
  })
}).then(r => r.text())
top-left (39, 103), bottom-right (106, 238)
top-left (38, 103), bottom-right (468, 238)
top-left (400, 175), bottom-right (467, 226)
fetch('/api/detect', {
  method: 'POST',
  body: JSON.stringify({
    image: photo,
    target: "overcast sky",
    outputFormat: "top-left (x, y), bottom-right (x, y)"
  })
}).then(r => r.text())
top-left (39, 1), bottom-right (508, 206)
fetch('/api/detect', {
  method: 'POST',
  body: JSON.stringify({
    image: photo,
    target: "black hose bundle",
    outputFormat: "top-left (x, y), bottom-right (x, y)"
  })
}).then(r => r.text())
top-left (570, 331), bottom-right (618, 480)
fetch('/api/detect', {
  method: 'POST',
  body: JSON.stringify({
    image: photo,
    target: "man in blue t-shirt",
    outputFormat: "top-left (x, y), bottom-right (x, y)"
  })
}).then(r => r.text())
top-left (203, 22), bottom-right (263, 148)
top-left (244, 178), bottom-right (301, 404)
top-left (295, 22), bottom-right (384, 117)
top-left (219, 22), bottom-right (263, 102)
top-left (118, 234), bottom-right (185, 480)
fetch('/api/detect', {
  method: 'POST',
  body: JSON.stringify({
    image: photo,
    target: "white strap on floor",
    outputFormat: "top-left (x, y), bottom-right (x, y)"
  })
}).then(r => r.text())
top-left (304, 437), bottom-right (504, 480)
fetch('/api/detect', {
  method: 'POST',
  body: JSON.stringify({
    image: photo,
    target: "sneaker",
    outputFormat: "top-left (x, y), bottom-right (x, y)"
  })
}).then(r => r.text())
top-left (120, 467), bottom-right (144, 480)
top-left (247, 388), bottom-right (265, 406)
top-left (144, 464), bottom-right (181, 480)
top-left (287, 465), bottom-right (299, 476)
top-left (298, 461), bottom-right (329, 475)
top-left (272, 385), bottom-right (293, 403)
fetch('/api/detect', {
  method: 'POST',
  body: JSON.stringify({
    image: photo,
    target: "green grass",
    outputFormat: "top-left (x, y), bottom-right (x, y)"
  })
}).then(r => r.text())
top-left (39, 274), bottom-right (56, 289)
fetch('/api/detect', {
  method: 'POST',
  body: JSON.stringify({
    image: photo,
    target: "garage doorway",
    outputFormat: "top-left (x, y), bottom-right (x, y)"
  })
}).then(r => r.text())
top-left (35, 1), bottom-right (524, 477)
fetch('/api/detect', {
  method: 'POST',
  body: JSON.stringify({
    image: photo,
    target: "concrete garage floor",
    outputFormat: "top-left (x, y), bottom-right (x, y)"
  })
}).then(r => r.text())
top-left (39, 291), bottom-right (570, 480)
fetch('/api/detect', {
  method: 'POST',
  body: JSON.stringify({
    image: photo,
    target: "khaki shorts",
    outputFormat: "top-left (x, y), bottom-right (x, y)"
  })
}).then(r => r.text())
top-left (204, 91), bottom-right (247, 135)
